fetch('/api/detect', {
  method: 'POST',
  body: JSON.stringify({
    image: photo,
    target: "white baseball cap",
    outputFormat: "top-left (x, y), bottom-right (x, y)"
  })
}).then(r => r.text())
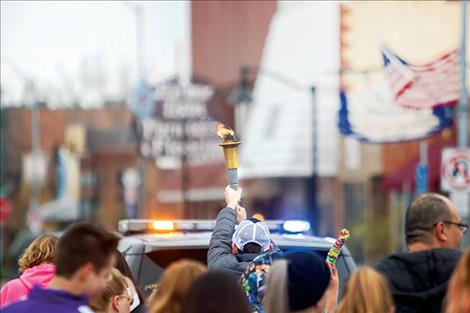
top-left (232, 220), bottom-right (271, 252)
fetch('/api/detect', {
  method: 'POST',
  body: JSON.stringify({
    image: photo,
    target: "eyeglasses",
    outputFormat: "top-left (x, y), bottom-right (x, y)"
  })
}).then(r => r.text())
top-left (434, 221), bottom-right (469, 234)
top-left (117, 294), bottom-right (133, 306)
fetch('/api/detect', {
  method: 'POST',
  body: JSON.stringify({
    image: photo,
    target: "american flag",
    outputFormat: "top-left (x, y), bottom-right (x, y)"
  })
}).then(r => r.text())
top-left (382, 45), bottom-right (460, 109)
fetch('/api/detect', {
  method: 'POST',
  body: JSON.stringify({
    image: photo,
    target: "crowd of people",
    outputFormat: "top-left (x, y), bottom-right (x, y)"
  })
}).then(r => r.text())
top-left (1, 186), bottom-right (469, 313)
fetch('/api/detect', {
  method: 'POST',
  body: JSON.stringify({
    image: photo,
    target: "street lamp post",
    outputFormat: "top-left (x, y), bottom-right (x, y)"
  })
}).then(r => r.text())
top-left (125, 2), bottom-right (147, 218)
top-left (459, 0), bottom-right (469, 247)
top-left (232, 66), bottom-right (318, 233)
top-left (309, 86), bottom-right (318, 234)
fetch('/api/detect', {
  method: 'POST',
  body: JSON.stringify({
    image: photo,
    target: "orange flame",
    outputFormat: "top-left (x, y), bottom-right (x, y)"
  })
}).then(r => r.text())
top-left (216, 123), bottom-right (235, 139)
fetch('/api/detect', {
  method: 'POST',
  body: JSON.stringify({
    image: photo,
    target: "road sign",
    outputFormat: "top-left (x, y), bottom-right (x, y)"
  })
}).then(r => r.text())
top-left (441, 148), bottom-right (470, 192)
top-left (415, 164), bottom-right (428, 195)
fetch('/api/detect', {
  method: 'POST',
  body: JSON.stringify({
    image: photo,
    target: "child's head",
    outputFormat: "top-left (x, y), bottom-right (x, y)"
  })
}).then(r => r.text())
top-left (149, 259), bottom-right (206, 313)
top-left (232, 219), bottom-right (271, 255)
top-left (54, 222), bottom-right (119, 297)
top-left (264, 251), bottom-right (331, 313)
top-left (337, 267), bottom-right (394, 313)
top-left (18, 234), bottom-right (58, 272)
top-left (182, 271), bottom-right (251, 313)
top-left (89, 268), bottom-right (131, 313)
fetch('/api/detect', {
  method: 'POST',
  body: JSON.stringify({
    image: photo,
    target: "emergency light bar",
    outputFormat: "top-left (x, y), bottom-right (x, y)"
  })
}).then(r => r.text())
top-left (118, 219), bottom-right (311, 235)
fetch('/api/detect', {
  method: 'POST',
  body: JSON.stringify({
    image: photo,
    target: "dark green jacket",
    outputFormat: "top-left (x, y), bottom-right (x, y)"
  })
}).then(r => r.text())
top-left (207, 207), bottom-right (258, 280)
top-left (375, 248), bottom-right (461, 313)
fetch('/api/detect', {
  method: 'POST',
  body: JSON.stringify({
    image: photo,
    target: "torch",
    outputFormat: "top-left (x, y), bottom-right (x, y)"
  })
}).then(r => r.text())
top-left (217, 124), bottom-right (241, 190)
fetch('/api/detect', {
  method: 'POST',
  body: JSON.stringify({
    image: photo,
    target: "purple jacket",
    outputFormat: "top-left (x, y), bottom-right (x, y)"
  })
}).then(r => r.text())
top-left (2, 285), bottom-right (94, 313)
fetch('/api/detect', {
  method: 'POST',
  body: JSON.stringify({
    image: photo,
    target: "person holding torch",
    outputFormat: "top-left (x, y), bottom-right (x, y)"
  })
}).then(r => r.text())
top-left (207, 124), bottom-right (273, 280)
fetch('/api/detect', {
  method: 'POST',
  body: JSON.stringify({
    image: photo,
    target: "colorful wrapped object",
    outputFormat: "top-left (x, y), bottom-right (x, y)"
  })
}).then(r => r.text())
top-left (327, 229), bottom-right (350, 264)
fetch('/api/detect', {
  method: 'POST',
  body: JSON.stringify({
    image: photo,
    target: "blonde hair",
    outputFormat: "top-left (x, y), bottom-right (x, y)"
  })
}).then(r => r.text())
top-left (89, 268), bottom-right (128, 312)
top-left (337, 267), bottom-right (394, 313)
top-left (264, 259), bottom-right (289, 313)
top-left (445, 248), bottom-right (470, 313)
top-left (18, 234), bottom-right (58, 272)
top-left (149, 259), bottom-right (206, 313)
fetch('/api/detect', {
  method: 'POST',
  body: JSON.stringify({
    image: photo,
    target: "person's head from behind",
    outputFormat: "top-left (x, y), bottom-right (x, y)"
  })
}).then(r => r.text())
top-left (54, 222), bottom-right (119, 297)
top-left (89, 268), bottom-right (131, 313)
top-left (182, 271), bottom-right (251, 313)
top-left (232, 218), bottom-right (272, 255)
top-left (337, 267), bottom-right (394, 313)
top-left (405, 193), bottom-right (465, 250)
top-left (114, 250), bottom-right (144, 310)
top-left (264, 251), bottom-right (331, 313)
top-left (18, 234), bottom-right (58, 272)
top-left (149, 259), bottom-right (206, 313)
top-left (445, 248), bottom-right (470, 313)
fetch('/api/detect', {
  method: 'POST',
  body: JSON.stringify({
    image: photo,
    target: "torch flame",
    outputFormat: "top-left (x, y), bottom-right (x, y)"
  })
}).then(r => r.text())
top-left (216, 123), bottom-right (235, 139)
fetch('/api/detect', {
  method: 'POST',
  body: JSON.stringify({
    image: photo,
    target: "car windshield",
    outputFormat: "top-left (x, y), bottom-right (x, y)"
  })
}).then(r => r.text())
top-left (133, 246), bottom-right (352, 298)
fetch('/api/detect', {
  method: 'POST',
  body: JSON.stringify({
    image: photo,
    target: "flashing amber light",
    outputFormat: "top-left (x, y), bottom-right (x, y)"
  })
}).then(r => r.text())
top-left (152, 220), bottom-right (175, 232)
top-left (252, 213), bottom-right (265, 221)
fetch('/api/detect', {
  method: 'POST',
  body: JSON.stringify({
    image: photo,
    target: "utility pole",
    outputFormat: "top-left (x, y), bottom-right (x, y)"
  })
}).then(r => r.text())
top-left (135, 4), bottom-right (145, 80)
top-left (459, 0), bottom-right (468, 149)
top-left (6, 62), bottom-right (43, 233)
top-left (27, 80), bottom-right (43, 234)
top-left (309, 86), bottom-right (318, 235)
top-left (124, 2), bottom-right (146, 80)
top-left (125, 2), bottom-right (147, 218)
top-left (459, 0), bottom-right (469, 247)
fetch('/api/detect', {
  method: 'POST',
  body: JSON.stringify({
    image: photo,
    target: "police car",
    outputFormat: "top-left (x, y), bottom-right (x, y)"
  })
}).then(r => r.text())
top-left (117, 219), bottom-right (357, 297)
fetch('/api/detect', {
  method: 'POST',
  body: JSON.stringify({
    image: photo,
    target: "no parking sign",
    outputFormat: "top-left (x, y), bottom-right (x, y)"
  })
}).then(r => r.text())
top-left (441, 148), bottom-right (470, 192)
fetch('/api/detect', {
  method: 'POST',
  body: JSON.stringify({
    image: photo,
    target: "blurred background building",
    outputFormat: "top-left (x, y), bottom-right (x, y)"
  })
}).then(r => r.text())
top-left (1, 1), bottom-right (469, 267)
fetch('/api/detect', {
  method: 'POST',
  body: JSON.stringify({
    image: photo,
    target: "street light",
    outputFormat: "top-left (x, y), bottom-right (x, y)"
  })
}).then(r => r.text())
top-left (123, 2), bottom-right (145, 80)
top-left (230, 66), bottom-right (319, 233)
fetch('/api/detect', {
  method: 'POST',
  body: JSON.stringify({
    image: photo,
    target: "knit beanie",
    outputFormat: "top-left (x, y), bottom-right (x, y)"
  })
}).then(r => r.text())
top-left (285, 251), bottom-right (331, 311)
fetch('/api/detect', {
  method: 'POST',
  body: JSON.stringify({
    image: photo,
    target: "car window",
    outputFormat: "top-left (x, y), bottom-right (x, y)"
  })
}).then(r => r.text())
top-left (135, 247), bottom-right (353, 298)
top-left (136, 248), bottom-right (208, 296)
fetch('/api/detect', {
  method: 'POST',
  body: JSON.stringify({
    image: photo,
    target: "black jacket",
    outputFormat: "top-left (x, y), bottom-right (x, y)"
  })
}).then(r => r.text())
top-left (207, 207), bottom-right (258, 281)
top-left (375, 248), bottom-right (461, 313)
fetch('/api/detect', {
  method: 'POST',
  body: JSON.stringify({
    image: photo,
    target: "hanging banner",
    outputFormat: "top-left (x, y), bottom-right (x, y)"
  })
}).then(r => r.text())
top-left (338, 86), bottom-right (454, 143)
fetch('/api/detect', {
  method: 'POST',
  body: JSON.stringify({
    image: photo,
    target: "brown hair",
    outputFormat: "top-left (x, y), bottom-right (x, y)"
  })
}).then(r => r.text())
top-left (181, 271), bottom-right (251, 313)
top-left (337, 267), bottom-right (394, 313)
top-left (89, 268), bottom-right (128, 312)
top-left (445, 248), bottom-right (470, 313)
top-left (54, 222), bottom-right (120, 278)
top-left (264, 259), bottom-right (289, 313)
top-left (18, 234), bottom-right (58, 272)
top-left (149, 259), bottom-right (206, 313)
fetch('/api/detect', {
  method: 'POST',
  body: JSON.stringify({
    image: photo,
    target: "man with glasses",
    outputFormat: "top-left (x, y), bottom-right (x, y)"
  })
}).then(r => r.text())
top-left (375, 193), bottom-right (465, 313)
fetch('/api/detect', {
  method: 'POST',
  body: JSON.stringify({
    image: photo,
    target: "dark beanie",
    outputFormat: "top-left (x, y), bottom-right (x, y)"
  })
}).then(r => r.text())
top-left (285, 251), bottom-right (331, 311)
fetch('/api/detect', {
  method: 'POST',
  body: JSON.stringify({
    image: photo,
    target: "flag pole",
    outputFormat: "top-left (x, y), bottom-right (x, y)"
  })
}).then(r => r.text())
top-left (458, 0), bottom-right (469, 248)
top-left (459, 0), bottom-right (468, 149)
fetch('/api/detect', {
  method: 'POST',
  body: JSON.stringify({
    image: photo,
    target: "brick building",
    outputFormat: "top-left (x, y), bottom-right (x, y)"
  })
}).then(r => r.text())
top-left (152, 1), bottom-right (277, 220)
top-left (1, 107), bottom-right (138, 230)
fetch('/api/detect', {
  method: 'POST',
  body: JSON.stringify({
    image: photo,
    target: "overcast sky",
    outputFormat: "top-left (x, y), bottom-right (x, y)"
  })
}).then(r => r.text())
top-left (1, 1), bottom-right (190, 107)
